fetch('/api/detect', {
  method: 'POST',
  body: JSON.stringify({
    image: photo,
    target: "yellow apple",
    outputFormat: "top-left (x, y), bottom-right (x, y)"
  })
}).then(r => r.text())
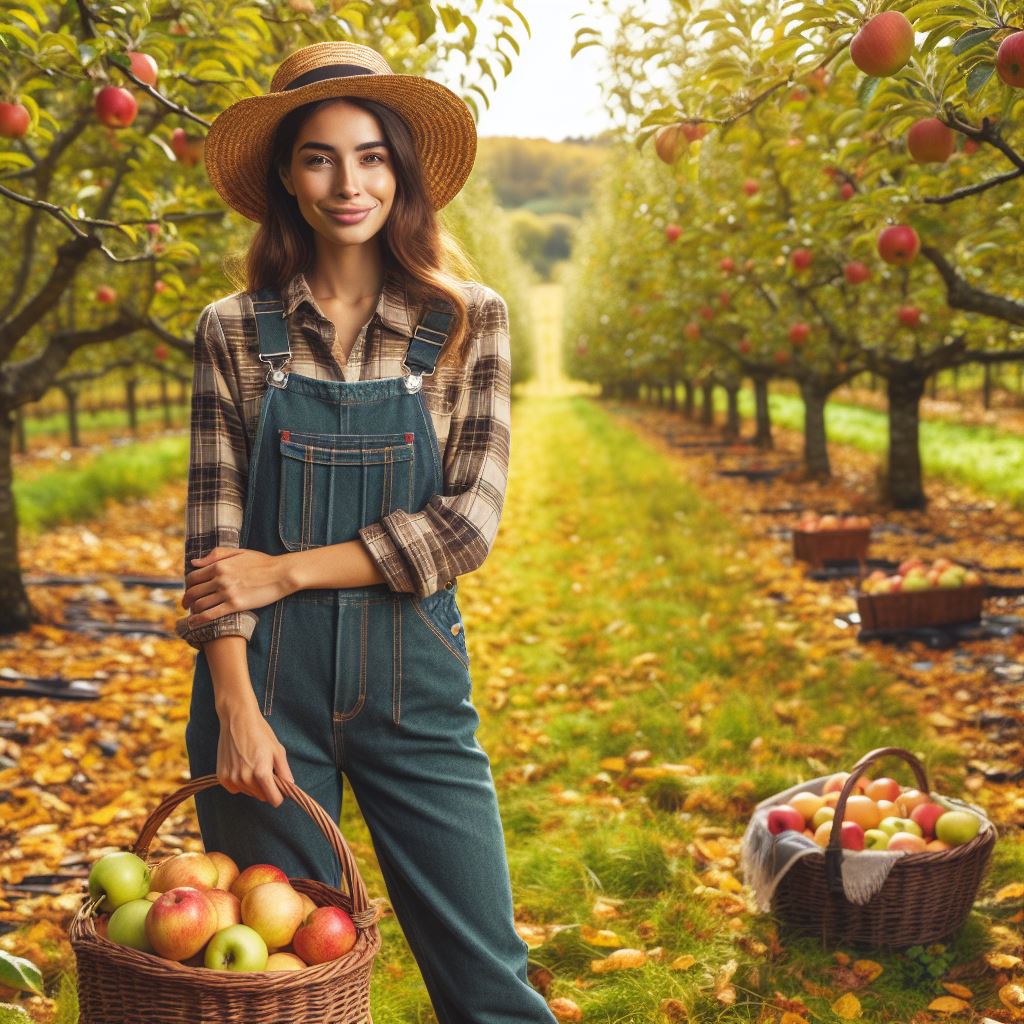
top-left (266, 951), bottom-right (307, 971)
top-left (207, 851), bottom-right (240, 892)
top-left (843, 795), bottom-right (882, 830)
top-left (241, 882), bottom-right (306, 951)
top-left (789, 791), bottom-right (825, 822)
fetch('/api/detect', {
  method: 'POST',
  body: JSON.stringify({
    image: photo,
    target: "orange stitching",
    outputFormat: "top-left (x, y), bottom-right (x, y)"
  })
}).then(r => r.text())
top-left (264, 598), bottom-right (285, 715)
top-left (335, 602), bottom-right (368, 721)
top-left (411, 598), bottom-right (469, 669)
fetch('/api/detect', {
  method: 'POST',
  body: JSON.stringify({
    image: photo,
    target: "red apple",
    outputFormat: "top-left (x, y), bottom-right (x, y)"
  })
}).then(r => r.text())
top-left (154, 279), bottom-right (168, 294)
top-left (738, 338), bottom-right (753, 354)
top-left (963, 138), bottom-right (980, 155)
top-left (666, 223), bottom-right (682, 243)
top-left (127, 51), bottom-right (159, 87)
top-left (719, 257), bottom-right (736, 273)
top-left (151, 851), bottom-right (219, 892)
top-left (865, 777), bottom-right (901, 803)
top-left (743, 178), bottom-right (760, 196)
top-left (95, 85), bottom-right (138, 128)
top-left (850, 11), bottom-right (915, 77)
top-left (898, 305), bottom-right (921, 327)
top-left (96, 285), bottom-right (116, 304)
top-left (145, 886), bottom-right (219, 961)
top-left (907, 118), bottom-right (955, 163)
top-left (789, 322), bottom-right (810, 346)
top-left (897, 789), bottom-right (930, 816)
top-left (887, 832), bottom-right (927, 852)
top-left (681, 122), bottom-right (708, 142)
top-left (0, 101), bottom-right (30, 138)
top-left (839, 821), bottom-right (865, 851)
top-left (791, 248), bottom-right (813, 272)
top-left (996, 31), bottom-right (1024, 88)
top-left (743, 258), bottom-right (755, 272)
top-left (877, 224), bottom-right (920, 266)
top-left (292, 906), bottom-right (357, 965)
top-left (699, 304), bottom-right (715, 321)
top-left (204, 888), bottom-right (242, 931)
top-left (231, 864), bottom-right (290, 902)
top-left (767, 804), bottom-right (805, 835)
top-left (910, 802), bottom-right (946, 838)
top-left (145, 221), bottom-right (161, 237)
top-left (654, 123), bottom-right (688, 164)
top-left (685, 322), bottom-right (700, 340)
top-left (840, 182), bottom-right (856, 200)
top-left (844, 261), bottom-right (871, 284)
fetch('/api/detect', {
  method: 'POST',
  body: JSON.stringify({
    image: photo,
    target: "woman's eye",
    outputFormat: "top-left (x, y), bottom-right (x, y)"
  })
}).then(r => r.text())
top-left (306, 154), bottom-right (384, 166)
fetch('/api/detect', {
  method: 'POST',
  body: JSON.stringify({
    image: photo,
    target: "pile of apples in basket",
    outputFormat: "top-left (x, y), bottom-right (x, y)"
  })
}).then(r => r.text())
top-left (768, 771), bottom-right (985, 852)
top-left (86, 849), bottom-right (356, 972)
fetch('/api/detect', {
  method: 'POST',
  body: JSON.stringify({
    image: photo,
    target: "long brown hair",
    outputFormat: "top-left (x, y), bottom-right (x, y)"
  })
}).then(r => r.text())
top-left (224, 96), bottom-right (478, 372)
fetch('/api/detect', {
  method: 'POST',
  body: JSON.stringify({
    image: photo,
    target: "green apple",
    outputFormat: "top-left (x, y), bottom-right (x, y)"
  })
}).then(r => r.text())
top-left (107, 898), bottom-right (155, 953)
top-left (901, 571), bottom-right (930, 592)
top-left (937, 567), bottom-right (966, 588)
top-left (863, 829), bottom-right (890, 850)
top-left (88, 852), bottom-right (152, 913)
top-left (878, 816), bottom-right (923, 838)
top-left (934, 810), bottom-right (981, 846)
top-left (205, 923), bottom-right (269, 972)
top-left (812, 806), bottom-right (836, 828)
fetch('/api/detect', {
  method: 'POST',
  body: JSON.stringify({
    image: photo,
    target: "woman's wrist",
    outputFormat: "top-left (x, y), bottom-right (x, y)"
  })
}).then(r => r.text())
top-left (278, 551), bottom-right (308, 594)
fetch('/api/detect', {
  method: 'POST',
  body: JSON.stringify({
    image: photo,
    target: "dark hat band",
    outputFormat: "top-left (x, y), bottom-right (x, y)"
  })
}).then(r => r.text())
top-left (284, 63), bottom-right (375, 90)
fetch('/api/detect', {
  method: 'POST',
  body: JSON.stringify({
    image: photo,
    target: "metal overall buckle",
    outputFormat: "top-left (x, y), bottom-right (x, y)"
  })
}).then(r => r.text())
top-left (402, 321), bottom-right (446, 393)
top-left (401, 362), bottom-right (435, 394)
top-left (260, 354), bottom-right (291, 389)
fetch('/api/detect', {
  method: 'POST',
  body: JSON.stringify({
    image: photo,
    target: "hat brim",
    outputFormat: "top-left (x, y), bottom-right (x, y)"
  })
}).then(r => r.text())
top-left (204, 73), bottom-right (478, 222)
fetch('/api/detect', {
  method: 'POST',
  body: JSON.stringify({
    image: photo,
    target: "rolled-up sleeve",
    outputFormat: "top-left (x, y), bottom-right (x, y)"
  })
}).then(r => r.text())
top-left (358, 290), bottom-right (512, 598)
top-left (175, 303), bottom-right (259, 650)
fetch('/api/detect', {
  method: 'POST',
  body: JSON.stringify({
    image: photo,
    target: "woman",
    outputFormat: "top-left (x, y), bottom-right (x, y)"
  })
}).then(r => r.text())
top-left (176, 40), bottom-right (556, 1024)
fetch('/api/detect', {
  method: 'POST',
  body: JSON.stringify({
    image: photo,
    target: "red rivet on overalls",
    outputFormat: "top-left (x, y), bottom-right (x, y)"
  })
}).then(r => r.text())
top-left (405, 432), bottom-right (414, 443)
top-left (281, 430), bottom-right (290, 441)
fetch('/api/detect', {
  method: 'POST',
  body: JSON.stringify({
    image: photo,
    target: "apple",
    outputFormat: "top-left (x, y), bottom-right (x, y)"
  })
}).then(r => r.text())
top-left (208, 851), bottom-right (240, 891)
top-left (127, 51), bottom-right (159, 87)
top-left (963, 138), bottom-right (980, 154)
top-left (88, 852), bottom-right (152, 913)
top-left (685, 322), bottom-right (700, 340)
top-left (888, 832), bottom-right (927, 852)
top-left (292, 906), bottom-right (357, 965)
top-left (205, 888), bottom-right (242, 930)
top-left (822, 790), bottom-right (841, 808)
top-left (907, 118), bottom-right (955, 163)
top-left (901, 571), bottom-right (930, 592)
top-left (96, 286), bottom-right (117, 304)
top-left (935, 810), bottom-right (982, 846)
top-left (0, 101), bottom-right (30, 138)
top-left (145, 221), bottom-right (161, 237)
top-left (839, 821), bottom-right (865, 851)
top-left (910, 802), bottom-right (946, 838)
top-left (819, 514), bottom-right (840, 529)
top-left (850, 11), bottom-right (915, 77)
top-left (996, 31), bottom-right (1024, 88)
top-left (875, 799), bottom-right (899, 819)
top-left (654, 123), bottom-right (688, 164)
top-left (812, 806), bottom-right (836, 829)
top-left (145, 887), bottom-right (219, 961)
top-left (790, 248), bottom-right (813, 272)
top-left (95, 85), bottom-right (138, 128)
top-left (878, 816), bottom-right (923, 838)
top-left (864, 829), bottom-right (890, 850)
top-left (896, 789), bottom-right (930, 815)
top-left (681, 123), bottom-right (708, 142)
top-left (744, 258), bottom-right (755, 272)
top-left (789, 791), bottom-right (824, 822)
top-left (154, 280), bottom-right (168, 294)
top-left (926, 839), bottom-right (952, 851)
top-left (699, 304), bottom-right (715, 321)
top-left (241, 882), bottom-right (306, 950)
top-left (743, 179), bottom-right (760, 196)
top-left (738, 338), bottom-right (753, 355)
top-left (666, 223), bottom-right (682, 243)
top-left (932, 557), bottom-right (954, 572)
top-left (773, 350), bottom-right (790, 365)
top-left (151, 851), bottom-right (219, 893)
top-left (938, 567), bottom-right (966, 588)
top-left (843, 795), bottom-right (882, 830)
top-left (898, 305), bottom-right (921, 327)
top-left (231, 864), bottom-right (289, 902)
top-left (719, 257), bottom-right (736, 273)
top-left (864, 778), bottom-right (900, 804)
top-left (768, 805), bottom-right (806, 834)
top-left (204, 923), bottom-right (269, 972)
top-left (898, 559), bottom-right (924, 576)
top-left (266, 952), bottom-right (307, 971)
top-left (963, 569), bottom-right (983, 586)
top-left (789, 322), bottom-right (810, 346)
top-left (298, 892), bottom-right (317, 922)
top-left (844, 261), bottom-right (871, 284)
top-left (107, 898), bottom-right (155, 953)
top-left (877, 224), bottom-right (920, 266)
top-left (840, 182), bottom-right (856, 200)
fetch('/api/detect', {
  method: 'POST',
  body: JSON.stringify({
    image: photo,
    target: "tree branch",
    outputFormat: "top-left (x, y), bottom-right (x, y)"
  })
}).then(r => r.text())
top-left (922, 245), bottom-right (1024, 325)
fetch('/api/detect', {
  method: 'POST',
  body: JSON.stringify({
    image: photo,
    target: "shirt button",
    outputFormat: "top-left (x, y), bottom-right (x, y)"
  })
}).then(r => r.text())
top-left (450, 623), bottom-right (461, 636)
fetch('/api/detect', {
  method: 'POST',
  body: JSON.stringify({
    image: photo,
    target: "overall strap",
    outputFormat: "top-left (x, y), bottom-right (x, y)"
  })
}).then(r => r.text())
top-left (403, 301), bottom-right (456, 377)
top-left (251, 287), bottom-right (292, 386)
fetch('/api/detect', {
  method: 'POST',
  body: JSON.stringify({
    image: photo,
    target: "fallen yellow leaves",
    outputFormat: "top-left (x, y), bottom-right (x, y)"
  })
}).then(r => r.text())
top-left (986, 952), bottom-right (1023, 970)
top-left (671, 954), bottom-right (696, 971)
top-left (579, 925), bottom-right (621, 947)
top-left (590, 947), bottom-right (647, 973)
top-left (830, 992), bottom-right (862, 1019)
top-left (547, 997), bottom-right (582, 1022)
top-left (851, 959), bottom-right (883, 982)
top-left (941, 983), bottom-right (973, 999)
top-left (928, 996), bottom-right (971, 1015)
top-left (1000, 982), bottom-right (1024, 1021)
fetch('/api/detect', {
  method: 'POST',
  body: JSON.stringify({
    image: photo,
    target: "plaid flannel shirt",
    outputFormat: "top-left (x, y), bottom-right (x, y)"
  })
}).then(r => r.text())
top-left (175, 268), bottom-right (511, 651)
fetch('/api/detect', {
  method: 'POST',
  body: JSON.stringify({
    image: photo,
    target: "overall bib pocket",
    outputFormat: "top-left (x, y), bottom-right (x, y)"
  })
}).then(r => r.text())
top-left (278, 430), bottom-right (415, 550)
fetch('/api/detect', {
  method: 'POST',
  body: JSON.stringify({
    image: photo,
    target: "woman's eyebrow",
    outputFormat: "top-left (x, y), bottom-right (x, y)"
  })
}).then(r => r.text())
top-left (298, 140), bottom-right (388, 153)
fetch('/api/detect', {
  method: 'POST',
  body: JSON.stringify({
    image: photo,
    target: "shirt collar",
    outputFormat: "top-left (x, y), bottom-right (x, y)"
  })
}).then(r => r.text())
top-left (282, 267), bottom-right (417, 337)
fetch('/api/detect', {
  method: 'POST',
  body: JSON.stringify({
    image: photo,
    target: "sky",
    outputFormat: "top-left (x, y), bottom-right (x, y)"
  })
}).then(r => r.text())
top-left (433, 0), bottom-right (669, 142)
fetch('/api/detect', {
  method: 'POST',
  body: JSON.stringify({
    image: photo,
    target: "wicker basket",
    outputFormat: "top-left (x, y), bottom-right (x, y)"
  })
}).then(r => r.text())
top-left (69, 775), bottom-right (383, 1024)
top-left (793, 527), bottom-right (870, 569)
top-left (769, 747), bottom-right (997, 948)
top-left (857, 584), bottom-right (986, 631)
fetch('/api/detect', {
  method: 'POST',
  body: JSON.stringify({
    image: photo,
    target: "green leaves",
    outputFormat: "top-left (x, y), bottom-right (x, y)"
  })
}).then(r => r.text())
top-left (0, 951), bottom-right (43, 997)
top-left (952, 26), bottom-right (999, 55)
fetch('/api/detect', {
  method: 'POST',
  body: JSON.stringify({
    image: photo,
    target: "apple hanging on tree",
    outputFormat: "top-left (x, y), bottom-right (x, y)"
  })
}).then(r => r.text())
top-left (996, 31), bottom-right (1024, 88)
top-left (95, 86), bottom-right (138, 128)
top-left (684, 322), bottom-right (700, 340)
top-left (742, 178), bottom-right (760, 196)
top-left (849, 11), bottom-right (915, 77)
top-left (0, 101), bottom-right (30, 138)
top-left (898, 305), bottom-right (921, 327)
top-left (790, 248), bottom-right (813, 272)
top-left (877, 224), bottom-right (920, 266)
top-left (906, 118), bottom-right (955, 163)
top-left (665, 223), bottom-right (682, 243)
top-left (653, 123), bottom-right (688, 164)
top-left (839, 182), bottom-right (856, 200)
top-left (719, 256), bottom-right (735, 273)
top-left (127, 52), bottom-right (159, 87)
top-left (789, 322), bottom-right (810, 346)
top-left (96, 286), bottom-right (117, 304)
top-left (844, 261), bottom-right (871, 284)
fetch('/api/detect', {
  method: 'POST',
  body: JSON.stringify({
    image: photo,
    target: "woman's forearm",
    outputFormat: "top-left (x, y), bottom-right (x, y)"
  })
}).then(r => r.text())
top-left (281, 540), bottom-right (388, 592)
top-left (203, 634), bottom-right (260, 719)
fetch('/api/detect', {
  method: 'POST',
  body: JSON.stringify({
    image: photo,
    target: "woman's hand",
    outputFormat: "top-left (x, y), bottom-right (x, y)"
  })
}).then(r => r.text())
top-left (216, 702), bottom-right (295, 807)
top-left (183, 548), bottom-right (292, 627)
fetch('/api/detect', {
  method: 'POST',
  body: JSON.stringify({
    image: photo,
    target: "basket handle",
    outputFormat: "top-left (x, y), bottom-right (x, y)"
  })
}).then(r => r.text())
top-left (128, 774), bottom-right (380, 929)
top-left (825, 746), bottom-right (930, 898)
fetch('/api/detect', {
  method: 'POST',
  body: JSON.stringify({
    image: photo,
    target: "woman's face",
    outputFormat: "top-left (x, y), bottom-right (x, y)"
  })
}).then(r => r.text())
top-left (279, 98), bottom-right (396, 247)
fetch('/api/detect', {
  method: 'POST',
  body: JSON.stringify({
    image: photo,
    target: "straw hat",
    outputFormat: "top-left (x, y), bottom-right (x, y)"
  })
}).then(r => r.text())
top-left (204, 41), bottom-right (478, 222)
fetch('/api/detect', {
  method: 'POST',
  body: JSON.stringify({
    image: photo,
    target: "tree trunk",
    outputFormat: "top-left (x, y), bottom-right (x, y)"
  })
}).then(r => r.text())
top-left (683, 379), bottom-right (695, 419)
top-left (929, 373), bottom-right (938, 400)
top-left (752, 375), bottom-right (773, 449)
top-left (983, 363), bottom-right (993, 411)
top-left (886, 370), bottom-right (927, 509)
top-left (667, 377), bottom-right (677, 410)
top-left (125, 378), bottom-right (139, 434)
top-left (799, 378), bottom-right (830, 479)
top-left (160, 368), bottom-right (171, 427)
top-left (0, 409), bottom-right (40, 635)
top-left (62, 386), bottom-right (80, 448)
top-left (178, 378), bottom-right (188, 406)
top-left (700, 382), bottom-right (714, 426)
top-left (723, 385), bottom-right (740, 438)
top-left (14, 407), bottom-right (26, 455)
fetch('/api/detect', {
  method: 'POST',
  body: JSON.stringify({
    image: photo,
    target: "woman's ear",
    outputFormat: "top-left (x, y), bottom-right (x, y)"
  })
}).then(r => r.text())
top-left (278, 163), bottom-right (293, 197)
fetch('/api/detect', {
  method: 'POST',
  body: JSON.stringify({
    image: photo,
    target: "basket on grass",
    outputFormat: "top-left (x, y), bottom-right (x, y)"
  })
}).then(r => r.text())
top-left (69, 775), bottom-right (382, 1024)
top-left (856, 584), bottom-right (986, 631)
top-left (793, 526), bottom-right (871, 569)
top-left (752, 747), bottom-right (996, 948)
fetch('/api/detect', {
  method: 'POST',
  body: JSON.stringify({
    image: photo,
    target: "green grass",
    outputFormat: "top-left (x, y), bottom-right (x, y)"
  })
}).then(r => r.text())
top-left (14, 435), bottom-right (189, 536)
top-left (19, 401), bottom-right (188, 441)
top-left (718, 387), bottom-right (1024, 506)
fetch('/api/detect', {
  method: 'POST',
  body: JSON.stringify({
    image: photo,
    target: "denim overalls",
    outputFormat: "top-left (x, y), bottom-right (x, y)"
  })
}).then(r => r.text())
top-left (184, 288), bottom-right (556, 1024)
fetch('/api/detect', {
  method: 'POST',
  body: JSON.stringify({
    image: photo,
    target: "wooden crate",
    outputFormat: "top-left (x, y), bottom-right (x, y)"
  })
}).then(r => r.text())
top-left (856, 584), bottom-right (986, 631)
top-left (793, 527), bottom-right (870, 568)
